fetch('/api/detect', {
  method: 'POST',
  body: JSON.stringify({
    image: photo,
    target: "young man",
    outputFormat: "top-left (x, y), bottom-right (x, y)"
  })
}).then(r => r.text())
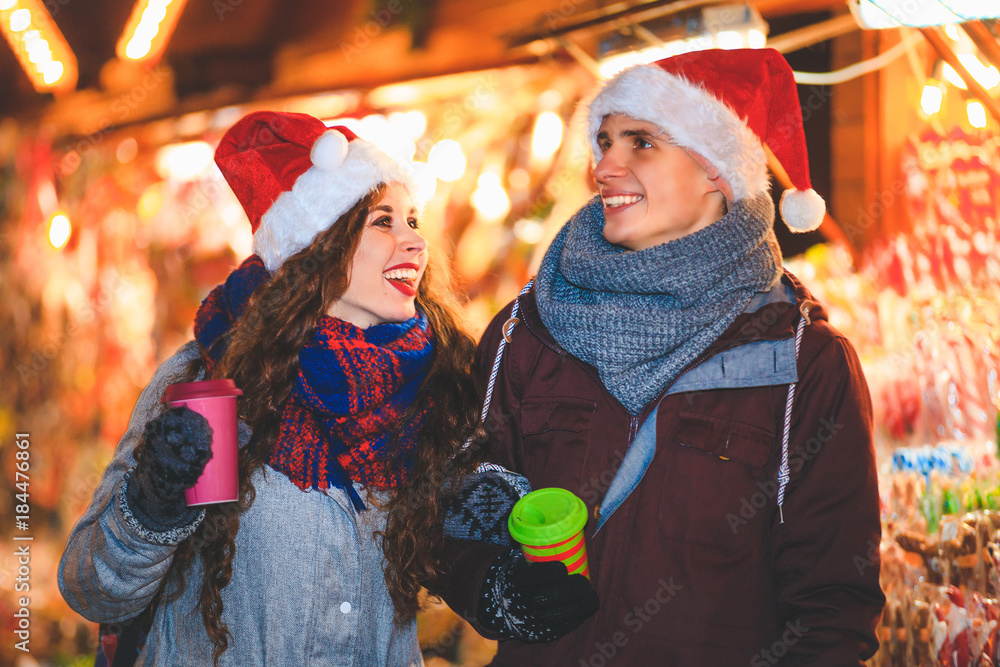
top-left (442, 48), bottom-right (884, 665)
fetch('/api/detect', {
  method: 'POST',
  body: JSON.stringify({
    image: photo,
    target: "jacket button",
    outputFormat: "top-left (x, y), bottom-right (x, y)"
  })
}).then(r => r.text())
top-left (340, 602), bottom-right (352, 614)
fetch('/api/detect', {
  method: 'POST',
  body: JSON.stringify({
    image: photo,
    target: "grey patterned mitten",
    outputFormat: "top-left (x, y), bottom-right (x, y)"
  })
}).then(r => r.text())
top-left (442, 467), bottom-right (531, 546)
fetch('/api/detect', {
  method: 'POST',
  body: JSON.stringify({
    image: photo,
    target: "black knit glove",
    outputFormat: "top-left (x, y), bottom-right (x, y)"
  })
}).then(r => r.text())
top-left (476, 548), bottom-right (600, 642)
top-left (125, 406), bottom-right (213, 532)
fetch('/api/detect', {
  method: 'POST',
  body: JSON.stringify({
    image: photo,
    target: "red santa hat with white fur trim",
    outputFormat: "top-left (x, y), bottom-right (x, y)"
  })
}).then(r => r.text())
top-left (215, 110), bottom-right (419, 272)
top-left (587, 48), bottom-right (826, 232)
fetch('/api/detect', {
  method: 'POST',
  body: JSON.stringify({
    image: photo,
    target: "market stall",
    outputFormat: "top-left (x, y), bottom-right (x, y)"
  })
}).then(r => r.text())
top-left (1, 1), bottom-right (999, 665)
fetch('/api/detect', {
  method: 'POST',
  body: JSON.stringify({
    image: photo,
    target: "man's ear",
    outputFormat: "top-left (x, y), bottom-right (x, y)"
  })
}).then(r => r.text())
top-left (685, 149), bottom-right (734, 205)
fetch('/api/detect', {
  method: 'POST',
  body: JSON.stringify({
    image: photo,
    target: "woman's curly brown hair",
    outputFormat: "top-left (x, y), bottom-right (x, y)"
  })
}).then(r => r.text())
top-left (164, 185), bottom-right (483, 664)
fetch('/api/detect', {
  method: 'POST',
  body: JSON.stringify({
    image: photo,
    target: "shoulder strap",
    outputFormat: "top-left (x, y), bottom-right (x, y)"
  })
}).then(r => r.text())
top-left (465, 279), bottom-right (534, 464)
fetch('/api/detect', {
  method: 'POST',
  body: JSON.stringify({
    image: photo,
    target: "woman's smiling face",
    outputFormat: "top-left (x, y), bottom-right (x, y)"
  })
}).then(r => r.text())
top-left (327, 182), bottom-right (428, 328)
top-left (594, 114), bottom-right (725, 251)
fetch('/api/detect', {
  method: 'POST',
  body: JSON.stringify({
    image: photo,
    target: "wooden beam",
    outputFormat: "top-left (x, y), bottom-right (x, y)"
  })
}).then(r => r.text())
top-left (766, 13), bottom-right (859, 55)
top-left (504, 0), bottom-right (718, 49)
top-left (750, 0), bottom-right (847, 18)
top-left (962, 21), bottom-right (1000, 72)
top-left (920, 25), bottom-right (1000, 125)
top-left (504, 0), bottom-right (846, 49)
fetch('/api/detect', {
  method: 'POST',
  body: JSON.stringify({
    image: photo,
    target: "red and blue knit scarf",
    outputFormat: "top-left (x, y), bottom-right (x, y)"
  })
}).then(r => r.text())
top-left (194, 255), bottom-right (434, 509)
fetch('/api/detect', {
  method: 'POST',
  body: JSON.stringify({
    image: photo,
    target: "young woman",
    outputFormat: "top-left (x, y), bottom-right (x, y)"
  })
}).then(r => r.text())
top-left (441, 49), bottom-right (884, 665)
top-left (59, 111), bottom-right (480, 666)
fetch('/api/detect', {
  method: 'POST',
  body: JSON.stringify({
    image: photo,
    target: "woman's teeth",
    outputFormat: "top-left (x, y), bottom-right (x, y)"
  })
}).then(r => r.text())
top-left (383, 268), bottom-right (418, 283)
top-left (603, 194), bottom-right (643, 207)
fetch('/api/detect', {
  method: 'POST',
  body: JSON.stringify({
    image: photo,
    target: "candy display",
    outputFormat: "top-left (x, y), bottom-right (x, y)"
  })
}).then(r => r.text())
top-left (783, 125), bottom-right (1000, 666)
top-left (879, 459), bottom-right (1000, 665)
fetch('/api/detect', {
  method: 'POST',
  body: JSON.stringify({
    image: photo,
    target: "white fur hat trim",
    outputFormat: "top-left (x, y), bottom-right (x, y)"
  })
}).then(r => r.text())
top-left (253, 138), bottom-right (417, 272)
top-left (587, 64), bottom-right (770, 202)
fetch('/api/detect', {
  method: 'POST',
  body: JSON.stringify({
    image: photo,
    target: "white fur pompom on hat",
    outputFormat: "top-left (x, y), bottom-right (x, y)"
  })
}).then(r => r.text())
top-left (215, 110), bottom-right (419, 272)
top-left (587, 48), bottom-right (826, 234)
top-left (780, 188), bottom-right (826, 232)
top-left (309, 129), bottom-right (350, 172)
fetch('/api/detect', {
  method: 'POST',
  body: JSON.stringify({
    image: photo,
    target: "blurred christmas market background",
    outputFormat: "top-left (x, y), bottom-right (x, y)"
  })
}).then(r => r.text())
top-left (1, 0), bottom-right (1000, 664)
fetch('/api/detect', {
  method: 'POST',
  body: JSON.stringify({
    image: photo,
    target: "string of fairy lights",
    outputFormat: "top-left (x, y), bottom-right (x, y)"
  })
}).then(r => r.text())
top-left (0, 0), bottom-right (185, 95)
top-left (0, 0), bottom-right (76, 93)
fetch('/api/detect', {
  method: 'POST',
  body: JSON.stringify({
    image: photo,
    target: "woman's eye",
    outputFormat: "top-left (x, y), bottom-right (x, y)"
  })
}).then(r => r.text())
top-left (407, 218), bottom-right (419, 230)
top-left (373, 216), bottom-right (392, 228)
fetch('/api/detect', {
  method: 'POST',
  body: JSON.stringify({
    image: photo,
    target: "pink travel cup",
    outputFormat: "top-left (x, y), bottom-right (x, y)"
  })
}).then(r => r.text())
top-left (161, 379), bottom-right (243, 506)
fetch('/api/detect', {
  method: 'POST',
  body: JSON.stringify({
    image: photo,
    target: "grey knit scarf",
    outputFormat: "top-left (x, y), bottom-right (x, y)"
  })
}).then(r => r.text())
top-left (535, 193), bottom-right (780, 414)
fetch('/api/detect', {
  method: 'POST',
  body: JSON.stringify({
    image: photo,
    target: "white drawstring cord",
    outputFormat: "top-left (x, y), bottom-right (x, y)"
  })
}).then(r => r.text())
top-left (777, 304), bottom-right (811, 524)
top-left (466, 280), bottom-right (534, 466)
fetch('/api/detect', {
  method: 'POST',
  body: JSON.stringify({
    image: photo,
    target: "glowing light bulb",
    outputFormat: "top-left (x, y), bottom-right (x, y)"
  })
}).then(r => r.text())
top-left (26, 38), bottom-right (52, 64)
top-left (471, 172), bottom-right (510, 222)
top-left (748, 29), bottom-right (766, 48)
top-left (40, 59), bottom-right (63, 84)
top-left (967, 100), bottom-right (987, 129)
top-left (9, 8), bottom-right (31, 32)
top-left (716, 30), bottom-right (744, 49)
top-left (125, 37), bottom-right (152, 60)
top-left (116, 0), bottom-right (187, 63)
top-left (140, 2), bottom-right (167, 26)
top-left (920, 83), bottom-right (944, 115)
top-left (48, 213), bottom-right (71, 249)
top-left (531, 112), bottom-right (564, 161)
top-left (427, 140), bottom-right (466, 182)
top-left (958, 53), bottom-right (1000, 90)
top-left (137, 185), bottom-right (164, 219)
top-left (513, 218), bottom-right (546, 244)
top-left (155, 141), bottom-right (214, 181)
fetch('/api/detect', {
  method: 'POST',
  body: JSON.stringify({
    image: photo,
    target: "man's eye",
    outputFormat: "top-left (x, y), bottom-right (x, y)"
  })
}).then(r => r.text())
top-left (634, 137), bottom-right (652, 149)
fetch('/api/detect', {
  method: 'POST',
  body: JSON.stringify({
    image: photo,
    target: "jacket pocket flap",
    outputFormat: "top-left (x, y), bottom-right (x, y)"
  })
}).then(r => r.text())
top-left (520, 397), bottom-right (597, 436)
top-left (675, 412), bottom-right (773, 469)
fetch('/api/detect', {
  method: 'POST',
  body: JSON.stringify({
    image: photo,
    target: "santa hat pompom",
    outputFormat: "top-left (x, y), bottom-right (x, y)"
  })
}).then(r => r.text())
top-left (310, 130), bottom-right (350, 172)
top-left (779, 188), bottom-right (826, 233)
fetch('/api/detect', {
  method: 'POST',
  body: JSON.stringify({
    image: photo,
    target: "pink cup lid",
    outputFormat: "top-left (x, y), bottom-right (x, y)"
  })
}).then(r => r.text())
top-left (162, 379), bottom-right (243, 403)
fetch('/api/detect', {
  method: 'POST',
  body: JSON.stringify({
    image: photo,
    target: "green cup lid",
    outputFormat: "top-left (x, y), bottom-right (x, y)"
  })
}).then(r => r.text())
top-left (508, 488), bottom-right (588, 546)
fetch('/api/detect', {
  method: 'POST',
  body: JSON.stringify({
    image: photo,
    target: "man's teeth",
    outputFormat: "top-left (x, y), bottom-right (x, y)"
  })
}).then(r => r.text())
top-left (603, 194), bottom-right (643, 207)
top-left (383, 268), bottom-right (418, 282)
